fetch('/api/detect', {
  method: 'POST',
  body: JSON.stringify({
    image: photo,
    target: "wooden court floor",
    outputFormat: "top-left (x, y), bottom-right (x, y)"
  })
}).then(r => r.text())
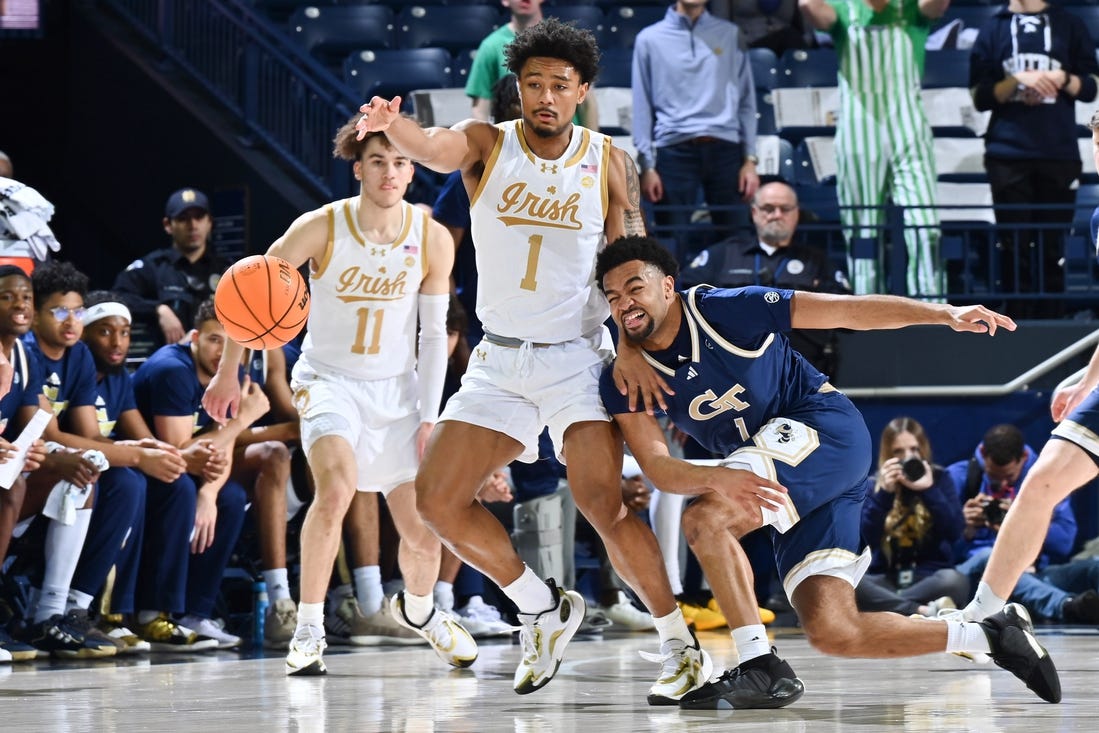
top-left (1, 625), bottom-right (1096, 732)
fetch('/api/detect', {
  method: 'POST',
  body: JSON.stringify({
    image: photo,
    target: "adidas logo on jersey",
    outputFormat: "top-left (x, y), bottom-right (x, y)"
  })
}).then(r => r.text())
top-left (686, 366), bottom-right (698, 380)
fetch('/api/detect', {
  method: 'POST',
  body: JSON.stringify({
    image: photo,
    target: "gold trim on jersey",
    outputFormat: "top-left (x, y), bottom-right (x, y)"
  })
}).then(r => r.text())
top-left (471, 128), bottom-right (505, 207)
top-left (640, 307), bottom-right (701, 376)
top-left (342, 199), bottom-right (366, 246)
top-left (313, 203), bottom-right (337, 279)
top-left (390, 202), bottom-right (413, 249)
top-left (686, 286), bottom-right (775, 359)
top-left (563, 128), bottom-right (591, 168)
top-left (599, 134), bottom-right (612, 220)
top-left (515, 120), bottom-right (537, 165)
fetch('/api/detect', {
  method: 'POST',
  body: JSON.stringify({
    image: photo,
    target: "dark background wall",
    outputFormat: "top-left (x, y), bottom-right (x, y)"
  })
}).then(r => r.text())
top-left (0, 2), bottom-right (322, 291)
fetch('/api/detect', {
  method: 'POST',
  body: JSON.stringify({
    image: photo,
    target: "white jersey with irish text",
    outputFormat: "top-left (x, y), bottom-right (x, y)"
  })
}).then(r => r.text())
top-left (470, 120), bottom-right (612, 343)
top-left (300, 198), bottom-right (427, 380)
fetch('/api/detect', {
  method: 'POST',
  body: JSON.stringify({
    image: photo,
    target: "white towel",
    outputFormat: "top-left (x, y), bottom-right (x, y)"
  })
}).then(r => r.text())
top-left (41, 449), bottom-right (110, 525)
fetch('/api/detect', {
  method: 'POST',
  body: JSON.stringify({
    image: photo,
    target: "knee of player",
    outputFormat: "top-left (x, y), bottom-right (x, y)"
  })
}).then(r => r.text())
top-left (254, 440), bottom-right (292, 471)
top-left (681, 495), bottom-right (741, 545)
top-left (800, 613), bottom-right (860, 656)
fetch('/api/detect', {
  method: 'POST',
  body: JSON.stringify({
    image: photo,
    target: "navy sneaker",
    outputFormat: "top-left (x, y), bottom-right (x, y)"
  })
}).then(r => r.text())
top-left (981, 603), bottom-right (1061, 703)
top-left (679, 650), bottom-right (804, 710)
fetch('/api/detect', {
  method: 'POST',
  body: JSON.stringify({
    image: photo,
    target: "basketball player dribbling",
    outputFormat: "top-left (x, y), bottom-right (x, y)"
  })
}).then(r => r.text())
top-left (354, 18), bottom-right (736, 701)
top-left (202, 119), bottom-right (475, 676)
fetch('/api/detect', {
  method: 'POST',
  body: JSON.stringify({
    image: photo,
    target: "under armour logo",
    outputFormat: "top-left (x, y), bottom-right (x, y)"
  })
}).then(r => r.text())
top-left (540, 163), bottom-right (557, 174)
top-left (686, 366), bottom-right (698, 380)
top-left (476, 349), bottom-right (487, 360)
top-left (371, 247), bottom-right (385, 257)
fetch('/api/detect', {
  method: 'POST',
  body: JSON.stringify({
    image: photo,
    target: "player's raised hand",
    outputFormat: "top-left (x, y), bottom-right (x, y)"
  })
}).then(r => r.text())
top-left (945, 304), bottom-right (1016, 337)
top-left (356, 96), bottom-right (403, 139)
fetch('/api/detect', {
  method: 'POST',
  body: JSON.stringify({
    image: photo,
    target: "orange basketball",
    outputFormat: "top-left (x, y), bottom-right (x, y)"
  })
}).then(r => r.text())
top-left (214, 255), bottom-right (310, 349)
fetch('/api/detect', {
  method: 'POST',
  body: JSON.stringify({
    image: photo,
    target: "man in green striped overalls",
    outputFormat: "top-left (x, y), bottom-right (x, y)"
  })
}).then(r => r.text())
top-left (801, 0), bottom-right (948, 296)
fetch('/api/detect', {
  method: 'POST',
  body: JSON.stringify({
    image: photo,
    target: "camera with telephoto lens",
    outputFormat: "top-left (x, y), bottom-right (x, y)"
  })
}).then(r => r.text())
top-left (901, 456), bottom-right (926, 482)
top-left (984, 498), bottom-right (1007, 527)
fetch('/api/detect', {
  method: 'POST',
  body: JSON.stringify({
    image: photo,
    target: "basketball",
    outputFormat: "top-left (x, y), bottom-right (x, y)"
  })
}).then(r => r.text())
top-left (214, 254), bottom-right (310, 349)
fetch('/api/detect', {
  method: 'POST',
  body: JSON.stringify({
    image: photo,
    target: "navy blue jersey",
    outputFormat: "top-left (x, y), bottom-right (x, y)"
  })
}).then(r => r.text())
top-left (94, 369), bottom-right (138, 439)
top-left (601, 285), bottom-right (874, 589)
top-left (0, 340), bottom-right (45, 441)
top-left (601, 286), bottom-right (833, 456)
top-left (132, 343), bottom-right (210, 435)
top-left (22, 333), bottom-right (98, 424)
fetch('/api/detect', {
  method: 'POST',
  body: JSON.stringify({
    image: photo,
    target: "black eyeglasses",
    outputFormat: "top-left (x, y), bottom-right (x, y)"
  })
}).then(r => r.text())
top-left (754, 204), bottom-right (798, 215)
top-left (49, 306), bottom-right (87, 322)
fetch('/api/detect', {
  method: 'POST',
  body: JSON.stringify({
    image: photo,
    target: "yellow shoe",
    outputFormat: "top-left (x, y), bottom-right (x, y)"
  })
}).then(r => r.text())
top-left (708, 598), bottom-right (777, 625)
top-left (678, 601), bottom-right (726, 631)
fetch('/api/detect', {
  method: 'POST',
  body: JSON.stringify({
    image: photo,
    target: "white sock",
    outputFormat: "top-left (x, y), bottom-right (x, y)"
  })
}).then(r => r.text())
top-left (262, 568), bottom-right (291, 602)
top-left (965, 581), bottom-right (1007, 622)
top-left (353, 566), bottom-right (384, 616)
top-left (402, 591), bottom-right (435, 627)
top-left (503, 565), bottom-right (555, 616)
top-left (944, 619), bottom-right (991, 654)
top-left (34, 510), bottom-right (92, 623)
top-left (434, 581), bottom-right (454, 612)
top-left (297, 601), bottom-right (324, 632)
top-left (67, 588), bottom-right (94, 612)
top-left (731, 624), bottom-right (770, 665)
top-left (652, 606), bottom-right (692, 646)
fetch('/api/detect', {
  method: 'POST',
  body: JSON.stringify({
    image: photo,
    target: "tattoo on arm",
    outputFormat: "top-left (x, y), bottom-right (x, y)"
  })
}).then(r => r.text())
top-left (622, 154), bottom-right (646, 236)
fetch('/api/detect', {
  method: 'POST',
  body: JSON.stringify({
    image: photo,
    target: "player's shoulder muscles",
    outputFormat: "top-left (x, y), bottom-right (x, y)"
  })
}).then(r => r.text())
top-left (453, 119), bottom-right (502, 169)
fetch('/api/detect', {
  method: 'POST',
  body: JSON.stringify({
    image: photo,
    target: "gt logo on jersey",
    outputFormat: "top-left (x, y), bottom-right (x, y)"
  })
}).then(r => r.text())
top-left (688, 385), bottom-right (750, 421)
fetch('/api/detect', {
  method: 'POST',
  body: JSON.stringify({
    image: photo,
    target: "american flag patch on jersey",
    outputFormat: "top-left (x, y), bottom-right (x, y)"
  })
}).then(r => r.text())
top-left (403, 243), bottom-right (419, 254)
top-left (581, 163), bottom-right (598, 174)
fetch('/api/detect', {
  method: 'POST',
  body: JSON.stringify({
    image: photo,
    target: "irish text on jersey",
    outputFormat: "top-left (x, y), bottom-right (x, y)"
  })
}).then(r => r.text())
top-left (496, 182), bottom-right (583, 230)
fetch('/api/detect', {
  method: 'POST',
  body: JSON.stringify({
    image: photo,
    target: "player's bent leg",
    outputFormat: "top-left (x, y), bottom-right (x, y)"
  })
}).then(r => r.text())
top-left (386, 483), bottom-right (477, 669)
top-left (415, 420), bottom-right (526, 584)
top-left (563, 421), bottom-right (710, 702)
top-left (676, 494), bottom-right (802, 710)
top-left (287, 436), bottom-right (358, 677)
top-left (563, 421), bottom-right (677, 617)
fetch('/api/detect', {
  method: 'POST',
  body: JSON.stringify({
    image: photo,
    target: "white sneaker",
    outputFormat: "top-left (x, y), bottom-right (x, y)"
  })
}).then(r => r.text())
top-left (640, 632), bottom-right (714, 705)
top-left (601, 592), bottom-right (656, 631)
top-left (513, 581), bottom-right (586, 694)
top-left (286, 624), bottom-right (327, 676)
top-left (456, 596), bottom-right (514, 638)
top-left (177, 615), bottom-right (242, 650)
top-left (390, 592), bottom-right (478, 668)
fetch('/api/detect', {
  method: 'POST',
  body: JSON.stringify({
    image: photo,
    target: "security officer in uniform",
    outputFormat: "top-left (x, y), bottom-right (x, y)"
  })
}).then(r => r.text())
top-left (113, 188), bottom-right (229, 354)
top-left (680, 181), bottom-right (850, 377)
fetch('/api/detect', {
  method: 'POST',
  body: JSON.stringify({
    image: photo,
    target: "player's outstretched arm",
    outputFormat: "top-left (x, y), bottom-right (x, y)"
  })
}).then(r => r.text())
top-left (355, 97), bottom-right (489, 174)
top-left (789, 292), bottom-right (1017, 336)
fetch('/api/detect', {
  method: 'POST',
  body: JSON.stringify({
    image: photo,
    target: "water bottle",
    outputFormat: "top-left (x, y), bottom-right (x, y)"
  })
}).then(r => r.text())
top-left (253, 579), bottom-right (269, 647)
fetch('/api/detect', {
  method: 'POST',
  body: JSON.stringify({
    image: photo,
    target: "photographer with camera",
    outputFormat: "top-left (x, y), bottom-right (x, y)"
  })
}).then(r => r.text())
top-left (856, 418), bottom-right (969, 617)
top-left (947, 424), bottom-right (1099, 623)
